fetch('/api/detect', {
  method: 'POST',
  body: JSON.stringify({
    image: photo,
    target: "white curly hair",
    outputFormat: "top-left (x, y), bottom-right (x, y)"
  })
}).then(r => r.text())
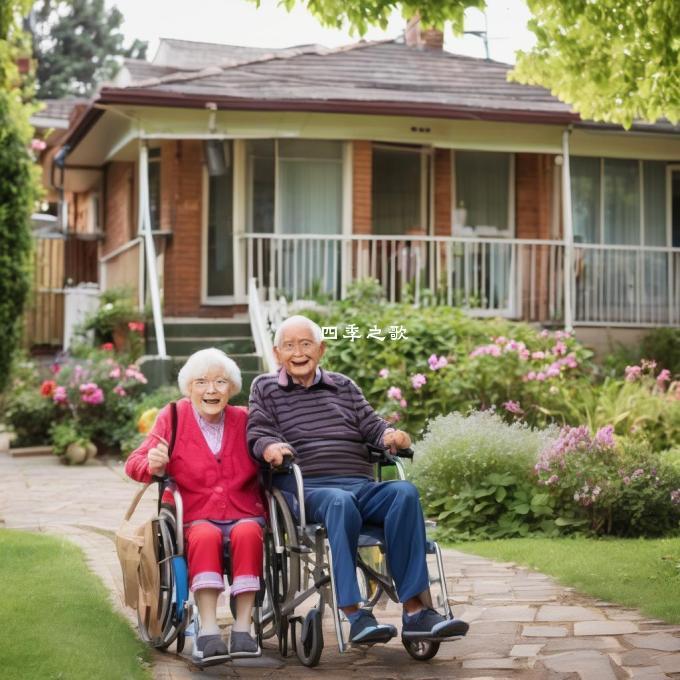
top-left (273, 315), bottom-right (323, 347)
top-left (177, 347), bottom-right (242, 398)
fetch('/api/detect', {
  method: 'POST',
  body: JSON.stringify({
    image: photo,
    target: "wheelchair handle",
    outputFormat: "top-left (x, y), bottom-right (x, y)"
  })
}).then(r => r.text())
top-left (366, 443), bottom-right (414, 464)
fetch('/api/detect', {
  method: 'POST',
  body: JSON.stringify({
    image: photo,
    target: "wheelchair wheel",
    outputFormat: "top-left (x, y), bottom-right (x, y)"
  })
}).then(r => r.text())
top-left (291, 608), bottom-right (324, 668)
top-left (402, 638), bottom-right (441, 661)
top-left (269, 488), bottom-right (301, 601)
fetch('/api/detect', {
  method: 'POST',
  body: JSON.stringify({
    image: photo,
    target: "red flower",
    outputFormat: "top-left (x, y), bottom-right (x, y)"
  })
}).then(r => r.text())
top-left (127, 321), bottom-right (145, 333)
top-left (101, 342), bottom-right (114, 351)
top-left (40, 380), bottom-right (57, 397)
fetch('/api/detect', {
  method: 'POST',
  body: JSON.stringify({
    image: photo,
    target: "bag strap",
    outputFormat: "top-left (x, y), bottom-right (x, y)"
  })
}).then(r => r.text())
top-left (123, 401), bottom-right (179, 521)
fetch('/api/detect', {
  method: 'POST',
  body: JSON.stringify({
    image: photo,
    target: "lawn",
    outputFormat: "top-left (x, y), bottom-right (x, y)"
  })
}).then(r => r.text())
top-left (0, 529), bottom-right (151, 680)
top-left (452, 536), bottom-right (680, 624)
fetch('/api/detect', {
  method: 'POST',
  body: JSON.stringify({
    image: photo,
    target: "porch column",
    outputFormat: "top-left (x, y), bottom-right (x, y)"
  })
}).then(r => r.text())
top-left (138, 142), bottom-right (168, 358)
top-left (561, 129), bottom-right (575, 331)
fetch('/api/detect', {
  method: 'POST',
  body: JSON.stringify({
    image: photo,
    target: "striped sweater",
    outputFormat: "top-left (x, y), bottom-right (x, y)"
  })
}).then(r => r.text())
top-left (247, 368), bottom-right (389, 478)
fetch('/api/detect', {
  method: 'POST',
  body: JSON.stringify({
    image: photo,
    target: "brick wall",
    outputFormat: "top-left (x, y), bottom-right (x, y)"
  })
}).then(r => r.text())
top-left (433, 148), bottom-right (452, 236)
top-left (515, 153), bottom-right (559, 321)
top-left (352, 141), bottom-right (372, 235)
top-left (161, 141), bottom-right (245, 317)
top-left (102, 161), bottom-right (134, 256)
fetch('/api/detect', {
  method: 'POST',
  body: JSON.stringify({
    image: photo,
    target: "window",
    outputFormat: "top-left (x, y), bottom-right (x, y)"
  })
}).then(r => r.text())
top-left (206, 141), bottom-right (234, 298)
top-left (148, 147), bottom-right (161, 231)
top-left (570, 157), bottom-right (669, 245)
top-left (372, 146), bottom-right (425, 235)
top-left (455, 151), bottom-right (512, 233)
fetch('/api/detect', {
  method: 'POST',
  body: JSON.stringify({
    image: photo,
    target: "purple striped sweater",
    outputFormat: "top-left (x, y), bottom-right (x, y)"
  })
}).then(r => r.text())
top-left (247, 368), bottom-right (390, 477)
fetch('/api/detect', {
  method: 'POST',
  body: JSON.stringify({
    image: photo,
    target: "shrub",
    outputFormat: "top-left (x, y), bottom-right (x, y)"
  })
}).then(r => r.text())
top-left (410, 411), bottom-right (562, 540)
top-left (535, 426), bottom-right (680, 537)
top-left (4, 388), bottom-right (55, 446)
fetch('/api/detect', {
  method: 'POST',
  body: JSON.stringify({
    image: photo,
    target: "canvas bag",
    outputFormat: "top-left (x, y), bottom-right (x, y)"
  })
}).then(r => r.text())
top-left (115, 402), bottom-right (177, 626)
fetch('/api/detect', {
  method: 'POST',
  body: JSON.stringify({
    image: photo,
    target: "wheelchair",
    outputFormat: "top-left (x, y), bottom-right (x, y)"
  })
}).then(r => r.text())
top-left (263, 445), bottom-right (462, 668)
top-left (135, 477), bottom-right (275, 665)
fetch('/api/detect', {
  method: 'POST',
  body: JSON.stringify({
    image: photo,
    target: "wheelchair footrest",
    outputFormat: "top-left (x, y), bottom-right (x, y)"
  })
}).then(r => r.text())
top-left (401, 631), bottom-right (466, 642)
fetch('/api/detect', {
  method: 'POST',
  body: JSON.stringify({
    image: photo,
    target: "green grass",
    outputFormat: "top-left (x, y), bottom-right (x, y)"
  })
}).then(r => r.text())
top-left (0, 529), bottom-right (151, 680)
top-left (451, 537), bottom-right (680, 624)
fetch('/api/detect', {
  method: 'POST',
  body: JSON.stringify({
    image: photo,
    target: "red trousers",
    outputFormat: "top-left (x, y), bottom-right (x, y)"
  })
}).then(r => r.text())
top-left (185, 519), bottom-right (263, 595)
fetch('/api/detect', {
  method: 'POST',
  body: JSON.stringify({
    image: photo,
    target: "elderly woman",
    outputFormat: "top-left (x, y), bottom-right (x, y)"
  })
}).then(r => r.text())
top-left (125, 348), bottom-right (265, 664)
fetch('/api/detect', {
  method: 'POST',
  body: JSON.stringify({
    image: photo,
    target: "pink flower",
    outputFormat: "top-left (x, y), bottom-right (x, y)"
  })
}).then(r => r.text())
top-left (379, 368), bottom-right (390, 379)
top-left (387, 412), bottom-right (401, 423)
top-left (113, 385), bottom-right (127, 397)
top-left (399, 398), bottom-right (408, 408)
top-left (641, 359), bottom-right (657, 372)
top-left (109, 367), bottom-right (121, 379)
top-left (503, 400), bottom-right (523, 415)
top-left (631, 468), bottom-right (644, 480)
top-left (625, 365), bottom-right (642, 381)
top-left (519, 349), bottom-right (530, 361)
top-left (623, 476), bottom-right (631, 485)
top-left (428, 354), bottom-right (448, 370)
top-left (52, 386), bottom-right (68, 404)
top-left (127, 321), bottom-right (145, 333)
top-left (494, 336), bottom-right (508, 346)
top-left (536, 372), bottom-right (546, 381)
top-left (80, 382), bottom-right (105, 406)
top-left (546, 474), bottom-right (559, 485)
top-left (671, 489), bottom-right (680, 505)
top-left (31, 138), bottom-right (47, 152)
top-left (594, 425), bottom-right (615, 449)
top-left (531, 351), bottom-right (546, 360)
top-left (546, 365), bottom-right (561, 378)
top-left (387, 386), bottom-right (402, 400)
top-left (553, 341), bottom-right (568, 356)
top-left (411, 373), bottom-right (427, 390)
top-left (657, 369), bottom-right (671, 387)
top-left (540, 329), bottom-right (550, 338)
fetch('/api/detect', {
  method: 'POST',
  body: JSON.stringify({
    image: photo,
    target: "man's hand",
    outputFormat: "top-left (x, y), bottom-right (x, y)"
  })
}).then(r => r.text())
top-left (263, 442), bottom-right (293, 467)
top-left (148, 437), bottom-right (169, 476)
top-left (383, 429), bottom-right (411, 453)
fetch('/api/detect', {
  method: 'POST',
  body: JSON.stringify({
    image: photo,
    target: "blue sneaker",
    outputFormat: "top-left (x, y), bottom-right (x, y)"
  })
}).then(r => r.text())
top-left (402, 608), bottom-right (469, 640)
top-left (349, 609), bottom-right (397, 645)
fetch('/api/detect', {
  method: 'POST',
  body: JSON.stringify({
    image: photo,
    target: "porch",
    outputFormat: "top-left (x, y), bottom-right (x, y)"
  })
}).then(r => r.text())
top-left (243, 233), bottom-right (680, 328)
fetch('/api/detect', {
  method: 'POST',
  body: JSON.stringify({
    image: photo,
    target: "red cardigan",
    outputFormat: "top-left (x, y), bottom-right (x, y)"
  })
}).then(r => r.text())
top-left (125, 399), bottom-right (265, 524)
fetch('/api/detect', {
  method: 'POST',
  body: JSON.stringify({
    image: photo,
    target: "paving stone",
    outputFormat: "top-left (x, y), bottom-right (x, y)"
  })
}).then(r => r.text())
top-left (606, 609), bottom-right (644, 621)
top-left (536, 606), bottom-right (605, 622)
top-left (510, 644), bottom-right (544, 657)
top-left (657, 654), bottom-right (680, 673)
top-left (462, 658), bottom-right (523, 670)
top-left (619, 649), bottom-right (661, 666)
top-left (543, 636), bottom-right (624, 652)
top-left (523, 626), bottom-right (569, 638)
top-left (479, 606), bottom-right (537, 622)
top-left (624, 634), bottom-right (680, 652)
top-left (538, 650), bottom-right (618, 680)
top-left (574, 621), bottom-right (639, 636)
top-left (623, 667), bottom-right (670, 680)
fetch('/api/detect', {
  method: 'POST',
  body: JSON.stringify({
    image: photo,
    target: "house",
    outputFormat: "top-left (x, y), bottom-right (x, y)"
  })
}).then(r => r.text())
top-left (50, 26), bottom-right (680, 380)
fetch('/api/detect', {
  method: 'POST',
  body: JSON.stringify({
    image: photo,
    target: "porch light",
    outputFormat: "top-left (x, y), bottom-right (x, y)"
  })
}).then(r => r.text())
top-left (204, 140), bottom-right (231, 176)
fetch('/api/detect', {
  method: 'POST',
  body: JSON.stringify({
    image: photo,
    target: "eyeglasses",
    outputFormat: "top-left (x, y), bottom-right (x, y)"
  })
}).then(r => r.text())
top-left (193, 378), bottom-right (230, 392)
top-left (278, 340), bottom-right (316, 354)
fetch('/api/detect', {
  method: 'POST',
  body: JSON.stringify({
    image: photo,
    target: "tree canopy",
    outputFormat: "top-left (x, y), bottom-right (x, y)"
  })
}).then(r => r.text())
top-left (28, 0), bottom-right (147, 99)
top-left (259, 0), bottom-right (679, 126)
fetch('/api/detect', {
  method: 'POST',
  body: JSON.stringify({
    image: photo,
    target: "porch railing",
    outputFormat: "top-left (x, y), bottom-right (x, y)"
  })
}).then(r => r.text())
top-left (243, 233), bottom-right (566, 323)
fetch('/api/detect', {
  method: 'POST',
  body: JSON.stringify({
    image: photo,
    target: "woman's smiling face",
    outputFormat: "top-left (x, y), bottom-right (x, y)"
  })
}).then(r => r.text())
top-left (188, 367), bottom-right (230, 422)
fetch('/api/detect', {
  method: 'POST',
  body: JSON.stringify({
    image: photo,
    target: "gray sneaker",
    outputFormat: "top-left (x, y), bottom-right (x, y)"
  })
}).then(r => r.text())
top-left (191, 633), bottom-right (229, 665)
top-left (229, 631), bottom-right (261, 658)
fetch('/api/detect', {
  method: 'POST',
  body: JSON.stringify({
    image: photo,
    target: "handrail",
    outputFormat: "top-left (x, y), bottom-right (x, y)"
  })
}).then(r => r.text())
top-left (248, 277), bottom-right (277, 373)
top-left (99, 236), bottom-right (143, 263)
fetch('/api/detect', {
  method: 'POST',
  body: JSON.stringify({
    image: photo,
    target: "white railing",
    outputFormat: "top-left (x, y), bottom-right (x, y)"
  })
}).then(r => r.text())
top-left (247, 277), bottom-right (277, 372)
top-left (242, 233), bottom-right (565, 323)
top-left (573, 244), bottom-right (680, 326)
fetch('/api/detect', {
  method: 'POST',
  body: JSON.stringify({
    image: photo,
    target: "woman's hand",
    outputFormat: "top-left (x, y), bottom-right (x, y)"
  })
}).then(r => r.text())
top-left (263, 442), bottom-right (293, 467)
top-left (148, 436), bottom-right (169, 476)
top-left (383, 429), bottom-right (411, 453)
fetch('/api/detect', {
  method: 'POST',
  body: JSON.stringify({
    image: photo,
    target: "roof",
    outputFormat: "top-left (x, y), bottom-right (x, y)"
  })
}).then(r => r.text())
top-left (152, 37), bottom-right (322, 71)
top-left (31, 97), bottom-right (88, 129)
top-left (100, 41), bottom-right (577, 122)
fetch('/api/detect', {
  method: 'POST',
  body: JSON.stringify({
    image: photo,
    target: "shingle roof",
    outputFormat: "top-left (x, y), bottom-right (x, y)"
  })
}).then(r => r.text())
top-left (112, 41), bottom-right (572, 116)
top-left (31, 97), bottom-right (88, 129)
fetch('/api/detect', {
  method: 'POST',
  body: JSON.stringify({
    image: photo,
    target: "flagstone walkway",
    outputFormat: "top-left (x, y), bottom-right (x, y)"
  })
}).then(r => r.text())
top-left (2, 451), bottom-right (679, 680)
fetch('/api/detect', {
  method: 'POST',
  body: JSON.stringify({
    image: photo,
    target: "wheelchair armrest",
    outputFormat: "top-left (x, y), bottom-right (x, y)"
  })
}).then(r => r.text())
top-left (366, 443), bottom-right (415, 464)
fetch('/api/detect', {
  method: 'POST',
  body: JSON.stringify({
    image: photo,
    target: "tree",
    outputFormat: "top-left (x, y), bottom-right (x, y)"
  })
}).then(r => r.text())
top-left (259, 0), bottom-right (679, 127)
top-left (512, 0), bottom-right (680, 128)
top-left (0, 0), bottom-right (38, 392)
top-left (28, 0), bottom-right (147, 99)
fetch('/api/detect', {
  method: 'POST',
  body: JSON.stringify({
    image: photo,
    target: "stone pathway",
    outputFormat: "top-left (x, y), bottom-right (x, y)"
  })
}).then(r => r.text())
top-left (2, 451), bottom-right (679, 679)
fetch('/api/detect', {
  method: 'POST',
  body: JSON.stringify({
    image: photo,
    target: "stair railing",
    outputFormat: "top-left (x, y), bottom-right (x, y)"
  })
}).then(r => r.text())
top-left (248, 277), bottom-right (277, 372)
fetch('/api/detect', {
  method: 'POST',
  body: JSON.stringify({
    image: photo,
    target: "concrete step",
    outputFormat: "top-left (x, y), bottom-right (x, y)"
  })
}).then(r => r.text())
top-left (148, 321), bottom-right (251, 338)
top-left (147, 337), bottom-right (256, 355)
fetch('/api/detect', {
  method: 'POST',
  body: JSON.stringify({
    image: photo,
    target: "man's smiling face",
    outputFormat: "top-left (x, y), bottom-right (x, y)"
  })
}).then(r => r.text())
top-left (274, 321), bottom-right (325, 387)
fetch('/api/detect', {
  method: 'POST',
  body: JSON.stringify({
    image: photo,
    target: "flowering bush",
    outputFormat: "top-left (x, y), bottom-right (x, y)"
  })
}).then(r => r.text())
top-left (43, 352), bottom-right (149, 452)
top-left (410, 411), bottom-right (564, 540)
top-left (535, 426), bottom-right (680, 536)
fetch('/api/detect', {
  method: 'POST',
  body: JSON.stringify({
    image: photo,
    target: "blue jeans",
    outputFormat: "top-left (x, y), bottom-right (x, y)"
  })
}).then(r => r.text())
top-left (275, 475), bottom-right (429, 608)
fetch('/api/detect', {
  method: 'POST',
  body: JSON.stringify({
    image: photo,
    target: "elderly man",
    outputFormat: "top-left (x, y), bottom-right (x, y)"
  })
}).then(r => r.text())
top-left (247, 315), bottom-right (468, 645)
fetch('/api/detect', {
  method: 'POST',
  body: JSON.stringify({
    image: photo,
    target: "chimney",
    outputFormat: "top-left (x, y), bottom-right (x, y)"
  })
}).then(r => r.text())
top-left (405, 14), bottom-right (444, 50)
